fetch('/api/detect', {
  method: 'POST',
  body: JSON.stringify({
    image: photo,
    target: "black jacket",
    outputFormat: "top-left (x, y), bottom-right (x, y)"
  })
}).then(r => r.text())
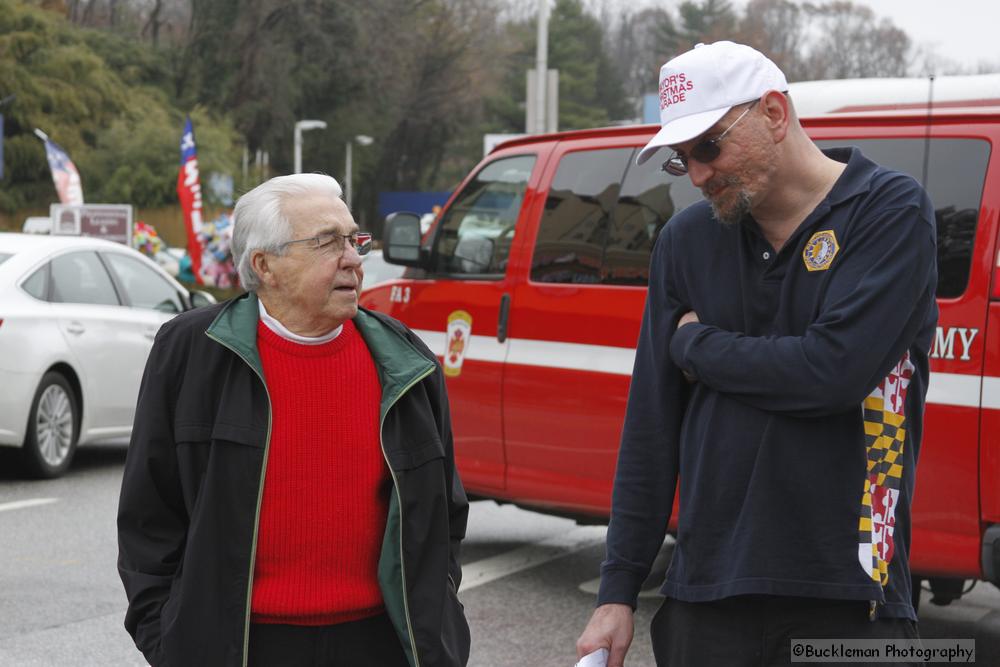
top-left (600, 148), bottom-right (937, 621)
top-left (117, 293), bottom-right (470, 667)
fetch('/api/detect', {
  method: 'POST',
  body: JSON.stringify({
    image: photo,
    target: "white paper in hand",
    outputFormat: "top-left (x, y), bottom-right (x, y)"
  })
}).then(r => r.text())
top-left (574, 647), bottom-right (609, 667)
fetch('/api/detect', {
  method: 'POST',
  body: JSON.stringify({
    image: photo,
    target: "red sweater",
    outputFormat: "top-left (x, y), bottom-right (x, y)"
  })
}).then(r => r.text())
top-left (251, 319), bottom-right (389, 625)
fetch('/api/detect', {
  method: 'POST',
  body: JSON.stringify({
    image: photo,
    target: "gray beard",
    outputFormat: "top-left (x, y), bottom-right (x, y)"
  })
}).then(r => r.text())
top-left (710, 189), bottom-right (753, 226)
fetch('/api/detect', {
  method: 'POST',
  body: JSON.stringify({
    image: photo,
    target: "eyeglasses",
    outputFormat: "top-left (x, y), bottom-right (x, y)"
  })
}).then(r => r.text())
top-left (279, 231), bottom-right (373, 256)
top-left (661, 100), bottom-right (759, 176)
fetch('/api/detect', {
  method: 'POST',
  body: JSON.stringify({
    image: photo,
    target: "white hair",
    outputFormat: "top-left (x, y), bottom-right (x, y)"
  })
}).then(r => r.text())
top-left (231, 173), bottom-right (344, 291)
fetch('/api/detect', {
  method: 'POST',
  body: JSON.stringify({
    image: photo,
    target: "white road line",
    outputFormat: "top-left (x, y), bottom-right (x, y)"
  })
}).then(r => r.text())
top-left (460, 525), bottom-right (607, 592)
top-left (0, 498), bottom-right (58, 513)
top-left (578, 576), bottom-right (664, 599)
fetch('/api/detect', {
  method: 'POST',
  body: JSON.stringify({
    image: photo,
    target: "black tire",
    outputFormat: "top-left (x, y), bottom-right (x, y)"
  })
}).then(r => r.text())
top-left (22, 371), bottom-right (79, 479)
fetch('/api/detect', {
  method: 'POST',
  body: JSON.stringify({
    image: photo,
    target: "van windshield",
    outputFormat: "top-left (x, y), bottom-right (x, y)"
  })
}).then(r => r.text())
top-left (431, 154), bottom-right (536, 277)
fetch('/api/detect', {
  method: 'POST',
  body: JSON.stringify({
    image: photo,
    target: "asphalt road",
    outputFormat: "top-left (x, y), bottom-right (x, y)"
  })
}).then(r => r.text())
top-left (1, 443), bottom-right (998, 666)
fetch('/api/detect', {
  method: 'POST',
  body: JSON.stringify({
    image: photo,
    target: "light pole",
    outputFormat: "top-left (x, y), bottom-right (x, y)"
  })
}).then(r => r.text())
top-left (293, 120), bottom-right (327, 174)
top-left (345, 134), bottom-right (373, 211)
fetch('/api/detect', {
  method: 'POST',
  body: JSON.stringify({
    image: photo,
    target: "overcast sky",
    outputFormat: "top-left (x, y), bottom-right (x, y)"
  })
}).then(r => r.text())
top-left (813, 0), bottom-right (999, 70)
top-left (595, 0), bottom-right (999, 72)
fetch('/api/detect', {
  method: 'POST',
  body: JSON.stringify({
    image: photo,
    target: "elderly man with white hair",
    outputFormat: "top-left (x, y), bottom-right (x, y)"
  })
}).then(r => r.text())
top-left (117, 173), bottom-right (470, 667)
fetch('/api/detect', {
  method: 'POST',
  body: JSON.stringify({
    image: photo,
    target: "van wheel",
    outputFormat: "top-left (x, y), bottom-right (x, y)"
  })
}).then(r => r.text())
top-left (22, 372), bottom-right (79, 478)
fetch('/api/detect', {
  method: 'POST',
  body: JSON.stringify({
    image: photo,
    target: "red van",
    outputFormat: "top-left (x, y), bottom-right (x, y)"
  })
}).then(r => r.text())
top-left (361, 106), bottom-right (1000, 605)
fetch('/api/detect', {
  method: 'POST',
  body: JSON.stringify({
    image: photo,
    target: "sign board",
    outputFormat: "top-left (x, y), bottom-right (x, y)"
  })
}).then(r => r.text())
top-left (50, 204), bottom-right (133, 245)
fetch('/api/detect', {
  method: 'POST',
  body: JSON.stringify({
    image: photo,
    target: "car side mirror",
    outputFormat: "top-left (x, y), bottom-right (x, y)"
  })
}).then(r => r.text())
top-left (189, 290), bottom-right (216, 309)
top-left (383, 212), bottom-right (426, 267)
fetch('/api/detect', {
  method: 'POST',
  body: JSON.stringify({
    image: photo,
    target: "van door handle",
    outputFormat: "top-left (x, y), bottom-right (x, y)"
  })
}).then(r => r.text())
top-left (497, 293), bottom-right (511, 343)
top-left (65, 322), bottom-right (85, 336)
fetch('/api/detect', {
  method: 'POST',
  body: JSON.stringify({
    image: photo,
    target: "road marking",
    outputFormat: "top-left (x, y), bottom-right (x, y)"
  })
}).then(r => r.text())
top-left (578, 537), bottom-right (675, 598)
top-left (578, 576), bottom-right (664, 599)
top-left (0, 498), bottom-right (58, 513)
top-left (460, 525), bottom-right (606, 592)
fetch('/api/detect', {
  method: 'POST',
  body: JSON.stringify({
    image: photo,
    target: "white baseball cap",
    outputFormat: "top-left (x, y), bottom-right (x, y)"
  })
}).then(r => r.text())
top-left (636, 41), bottom-right (788, 165)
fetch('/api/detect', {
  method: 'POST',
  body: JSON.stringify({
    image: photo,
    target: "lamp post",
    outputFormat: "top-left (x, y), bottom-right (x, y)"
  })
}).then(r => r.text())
top-left (345, 134), bottom-right (373, 211)
top-left (293, 120), bottom-right (327, 174)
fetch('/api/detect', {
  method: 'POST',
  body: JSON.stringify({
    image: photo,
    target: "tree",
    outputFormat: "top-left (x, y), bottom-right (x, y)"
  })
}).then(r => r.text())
top-left (0, 1), bottom-right (238, 212)
top-left (800, 1), bottom-right (912, 79)
top-left (486, 0), bottom-right (629, 133)
top-left (677, 0), bottom-right (737, 45)
top-left (738, 0), bottom-right (808, 80)
top-left (608, 7), bottom-right (683, 112)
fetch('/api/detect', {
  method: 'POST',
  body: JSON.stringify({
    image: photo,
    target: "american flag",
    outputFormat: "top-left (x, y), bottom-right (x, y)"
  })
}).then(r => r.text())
top-left (44, 138), bottom-right (84, 205)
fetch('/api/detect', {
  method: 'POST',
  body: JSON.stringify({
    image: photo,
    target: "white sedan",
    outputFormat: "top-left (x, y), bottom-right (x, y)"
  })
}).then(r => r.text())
top-left (0, 233), bottom-right (214, 478)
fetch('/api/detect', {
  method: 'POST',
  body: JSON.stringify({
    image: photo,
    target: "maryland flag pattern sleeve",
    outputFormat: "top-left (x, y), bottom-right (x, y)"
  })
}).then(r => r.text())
top-left (858, 352), bottom-right (914, 586)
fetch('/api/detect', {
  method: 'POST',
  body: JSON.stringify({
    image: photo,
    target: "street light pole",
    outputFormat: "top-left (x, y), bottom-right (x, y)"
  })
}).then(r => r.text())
top-left (293, 119), bottom-right (327, 174)
top-left (345, 134), bottom-right (373, 211)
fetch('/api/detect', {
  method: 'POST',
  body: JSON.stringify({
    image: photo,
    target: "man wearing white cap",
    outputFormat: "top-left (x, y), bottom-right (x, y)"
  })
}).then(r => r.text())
top-left (577, 41), bottom-right (937, 666)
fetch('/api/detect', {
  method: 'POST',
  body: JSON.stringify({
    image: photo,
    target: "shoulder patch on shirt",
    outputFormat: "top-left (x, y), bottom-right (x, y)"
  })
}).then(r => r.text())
top-left (803, 230), bottom-right (839, 272)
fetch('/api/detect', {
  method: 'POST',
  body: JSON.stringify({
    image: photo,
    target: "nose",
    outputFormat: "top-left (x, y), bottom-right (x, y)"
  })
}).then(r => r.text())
top-left (339, 242), bottom-right (363, 268)
top-left (686, 159), bottom-right (714, 188)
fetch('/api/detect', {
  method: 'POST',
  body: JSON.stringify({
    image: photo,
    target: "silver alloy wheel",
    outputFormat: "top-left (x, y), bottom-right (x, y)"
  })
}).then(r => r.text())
top-left (35, 384), bottom-right (74, 467)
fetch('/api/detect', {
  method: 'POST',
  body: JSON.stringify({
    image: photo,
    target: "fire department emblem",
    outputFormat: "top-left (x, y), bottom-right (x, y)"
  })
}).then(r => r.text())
top-left (802, 230), bottom-right (839, 272)
top-left (444, 310), bottom-right (473, 377)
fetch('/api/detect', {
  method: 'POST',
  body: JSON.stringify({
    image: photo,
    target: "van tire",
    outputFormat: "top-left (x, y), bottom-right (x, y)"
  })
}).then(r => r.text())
top-left (22, 372), bottom-right (79, 479)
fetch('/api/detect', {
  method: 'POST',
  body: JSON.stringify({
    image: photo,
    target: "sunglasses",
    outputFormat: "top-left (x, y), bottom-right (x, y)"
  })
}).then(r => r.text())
top-left (661, 100), bottom-right (759, 176)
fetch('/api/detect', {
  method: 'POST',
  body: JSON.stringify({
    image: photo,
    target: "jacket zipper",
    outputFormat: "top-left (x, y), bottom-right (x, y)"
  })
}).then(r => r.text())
top-left (205, 332), bottom-right (272, 667)
top-left (380, 365), bottom-right (434, 667)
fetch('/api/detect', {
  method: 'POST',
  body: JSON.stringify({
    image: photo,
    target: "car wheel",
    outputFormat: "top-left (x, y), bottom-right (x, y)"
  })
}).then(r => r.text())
top-left (22, 372), bottom-right (79, 478)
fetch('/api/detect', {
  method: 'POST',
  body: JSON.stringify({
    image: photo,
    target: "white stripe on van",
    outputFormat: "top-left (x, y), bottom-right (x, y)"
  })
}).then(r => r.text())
top-left (507, 338), bottom-right (635, 376)
top-left (983, 376), bottom-right (1000, 410)
top-left (927, 372), bottom-right (982, 408)
top-left (414, 330), bottom-right (508, 364)
top-left (411, 329), bottom-right (988, 409)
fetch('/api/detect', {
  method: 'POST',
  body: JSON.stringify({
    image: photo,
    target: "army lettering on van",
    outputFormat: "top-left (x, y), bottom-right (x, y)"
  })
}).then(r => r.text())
top-left (929, 326), bottom-right (979, 361)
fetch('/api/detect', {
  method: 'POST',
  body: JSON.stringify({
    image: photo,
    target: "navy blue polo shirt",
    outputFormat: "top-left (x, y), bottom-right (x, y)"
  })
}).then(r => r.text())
top-left (598, 148), bottom-right (938, 621)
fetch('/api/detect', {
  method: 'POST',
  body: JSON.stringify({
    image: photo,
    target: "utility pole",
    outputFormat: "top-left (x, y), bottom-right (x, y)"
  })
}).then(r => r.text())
top-left (525, 1), bottom-right (557, 134)
top-left (535, 0), bottom-right (549, 135)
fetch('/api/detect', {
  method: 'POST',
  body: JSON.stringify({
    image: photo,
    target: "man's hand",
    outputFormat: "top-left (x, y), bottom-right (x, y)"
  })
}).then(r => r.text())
top-left (677, 310), bottom-right (699, 329)
top-left (576, 603), bottom-right (634, 667)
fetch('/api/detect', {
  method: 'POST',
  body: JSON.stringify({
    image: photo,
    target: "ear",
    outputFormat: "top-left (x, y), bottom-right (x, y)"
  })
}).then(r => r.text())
top-left (759, 89), bottom-right (791, 143)
top-left (250, 250), bottom-right (276, 288)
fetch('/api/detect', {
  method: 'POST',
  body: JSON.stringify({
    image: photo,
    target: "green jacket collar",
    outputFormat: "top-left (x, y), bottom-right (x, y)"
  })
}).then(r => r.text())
top-left (206, 293), bottom-right (434, 407)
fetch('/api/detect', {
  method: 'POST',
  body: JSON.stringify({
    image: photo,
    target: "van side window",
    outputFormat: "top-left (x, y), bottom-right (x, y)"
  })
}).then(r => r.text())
top-left (531, 149), bottom-right (631, 283)
top-left (431, 155), bottom-right (536, 277)
top-left (816, 138), bottom-right (989, 299)
top-left (603, 151), bottom-right (702, 285)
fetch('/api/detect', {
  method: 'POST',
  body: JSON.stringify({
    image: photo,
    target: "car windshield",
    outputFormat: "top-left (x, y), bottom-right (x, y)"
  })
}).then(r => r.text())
top-left (0, 253), bottom-right (12, 265)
